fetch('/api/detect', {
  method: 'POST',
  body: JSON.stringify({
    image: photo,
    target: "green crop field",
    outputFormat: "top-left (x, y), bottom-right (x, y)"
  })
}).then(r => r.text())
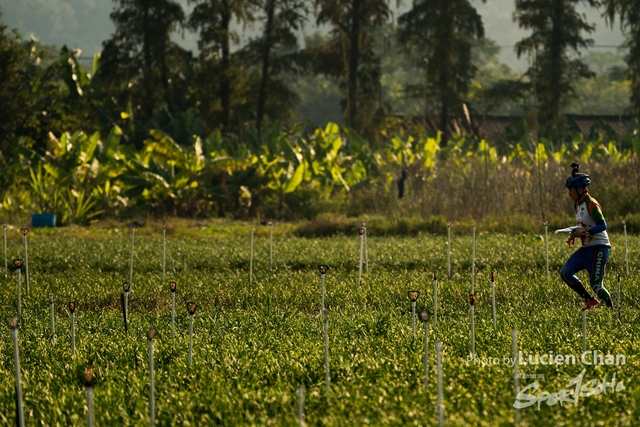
top-left (0, 224), bottom-right (638, 426)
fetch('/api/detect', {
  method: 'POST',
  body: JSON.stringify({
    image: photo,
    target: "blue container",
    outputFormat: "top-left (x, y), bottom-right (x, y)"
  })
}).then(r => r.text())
top-left (32, 214), bottom-right (56, 228)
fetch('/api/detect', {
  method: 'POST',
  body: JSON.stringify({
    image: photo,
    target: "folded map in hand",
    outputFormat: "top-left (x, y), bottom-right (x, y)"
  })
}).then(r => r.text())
top-left (554, 226), bottom-right (583, 234)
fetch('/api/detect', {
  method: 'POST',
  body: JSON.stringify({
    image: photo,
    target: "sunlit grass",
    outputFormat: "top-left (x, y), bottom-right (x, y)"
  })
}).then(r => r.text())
top-left (0, 227), bottom-right (637, 426)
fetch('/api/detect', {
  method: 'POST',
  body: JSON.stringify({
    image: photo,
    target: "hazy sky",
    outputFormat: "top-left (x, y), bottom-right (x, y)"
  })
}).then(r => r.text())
top-left (0, 0), bottom-right (625, 71)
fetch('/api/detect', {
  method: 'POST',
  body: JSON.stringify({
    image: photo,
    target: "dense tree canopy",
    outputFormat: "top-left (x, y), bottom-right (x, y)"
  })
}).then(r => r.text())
top-left (188, 0), bottom-right (254, 131)
top-left (514, 0), bottom-right (598, 134)
top-left (247, 0), bottom-right (308, 134)
top-left (398, 0), bottom-right (485, 145)
top-left (2, 4), bottom-right (640, 223)
top-left (602, 0), bottom-right (640, 115)
top-left (313, 0), bottom-right (391, 133)
top-left (0, 0), bottom-right (636, 155)
top-left (0, 13), bottom-right (33, 155)
top-left (98, 0), bottom-right (188, 146)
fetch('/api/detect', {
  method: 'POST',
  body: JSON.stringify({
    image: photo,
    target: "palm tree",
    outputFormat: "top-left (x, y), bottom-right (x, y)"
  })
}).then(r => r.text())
top-left (188, 0), bottom-right (255, 130)
top-left (514, 0), bottom-right (597, 131)
top-left (314, 0), bottom-right (391, 130)
top-left (103, 0), bottom-right (186, 129)
top-left (252, 0), bottom-right (308, 135)
top-left (602, 0), bottom-right (640, 115)
top-left (398, 0), bottom-right (484, 146)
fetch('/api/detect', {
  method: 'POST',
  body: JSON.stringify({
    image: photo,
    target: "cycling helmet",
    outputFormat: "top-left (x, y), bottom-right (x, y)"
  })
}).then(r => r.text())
top-left (565, 163), bottom-right (591, 188)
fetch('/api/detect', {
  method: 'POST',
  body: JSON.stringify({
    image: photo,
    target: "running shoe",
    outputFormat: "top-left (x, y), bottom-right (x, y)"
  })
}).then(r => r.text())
top-left (582, 298), bottom-right (601, 310)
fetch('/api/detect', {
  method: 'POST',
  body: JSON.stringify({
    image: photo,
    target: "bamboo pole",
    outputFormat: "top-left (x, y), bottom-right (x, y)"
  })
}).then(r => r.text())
top-left (10, 317), bottom-right (24, 427)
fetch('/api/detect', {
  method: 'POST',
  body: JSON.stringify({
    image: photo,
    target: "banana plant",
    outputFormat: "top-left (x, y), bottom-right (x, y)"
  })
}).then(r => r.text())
top-left (385, 133), bottom-right (417, 167)
top-left (65, 189), bottom-right (103, 224)
top-left (342, 126), bottom-right (380, 186)
top-left (57, 47), bottom-right (96, 99)
top-left (17, 131), bottom-right (105, 224)
top-left (247, 122), bottom-right (308, 214)
top-left (140, 130), bottom-right (214, 214)
top-left (27, 163), bottom-right (65, 220)
top-left (199, 129), bottom-right (259, 214)
top-left (306, 123), bottom-right (370, 191)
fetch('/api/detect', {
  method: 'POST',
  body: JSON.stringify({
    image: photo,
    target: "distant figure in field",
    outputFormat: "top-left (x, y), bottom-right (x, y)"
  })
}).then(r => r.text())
top-left (560, 163), bottom-right (613, 309)
top-left (398, 169), bottom-right (408, 199)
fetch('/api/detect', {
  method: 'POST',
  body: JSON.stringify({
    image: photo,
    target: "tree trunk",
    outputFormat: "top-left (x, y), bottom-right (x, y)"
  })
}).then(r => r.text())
top-left (221, 11), bottom-right (231, 130)
top-left (142, 1), bottom-right (154, 125)
top-left (158, 4), bottom-right (170, 108)
top-left (437, 4), bottom-right (453, 147)
top-left (347, 0), bottom-right (361, 129)
top-left (257, 0), bottom-right (275, 137)
top-left (439, 97), bottom-right (449, 146)
top-left (423, 58), bottom-right (429, 126)
top-left (548, 0), bottom-right (564, 125)
top-left (437, 47), bottom-right (451, 146)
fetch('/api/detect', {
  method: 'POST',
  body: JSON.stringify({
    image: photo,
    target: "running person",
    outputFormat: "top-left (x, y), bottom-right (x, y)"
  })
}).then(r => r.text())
top-left (560, 163), bottom-right (613, 309)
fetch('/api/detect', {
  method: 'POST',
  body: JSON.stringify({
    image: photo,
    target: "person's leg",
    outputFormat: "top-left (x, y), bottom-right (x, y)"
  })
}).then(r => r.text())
top-left (559, 248), bottom-right (593, 301)
top-left (585, 246), bottom-right (613, 307)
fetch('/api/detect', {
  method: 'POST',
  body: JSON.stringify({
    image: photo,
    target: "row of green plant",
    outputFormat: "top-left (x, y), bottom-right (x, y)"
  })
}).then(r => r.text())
top-left (0, 231), bottom-right (638, 425)
top-left (2, 122), bottom-right (640, 226)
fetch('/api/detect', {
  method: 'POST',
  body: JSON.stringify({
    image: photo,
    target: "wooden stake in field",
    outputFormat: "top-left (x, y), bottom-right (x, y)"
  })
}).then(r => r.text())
top-left (122, 282), bottom-right (130, 333)
top-left (582, 308), bottom-right (587, 353)
top-left (9, 316), bottom-right (24, 427)
top-left (49, 294), bottom-right (55, 342)
top-left (318, 265), bottom-right (329, 313)
top-left (13, 259), bottom-right (23, 319)
top-left (170, 281), bottom-right (177, 337)
top-left (436, 341), bottom-right (444, 427)
top-left (147, 327), bottom-right (156, 426)
top-left (421, 311), bottom-right (429, 389)
top-left (491, 272), bottom-right (496, 329)
top-left (297, 385), bottom-right (305, 427)
top-left (357, 227), bottom-right (365, 290)
top-left (268, 221), bottom-right (274, 270)
top-left (83, 368), bottom-right (96, 427)
top-left (471, 226), bottom-right (476, 294)
top-left (470, 294), bottom-right (476, 356)
top-left (362, 221), bottom-right (368, 274)
top-left (129, 226), bottom-right (135, 292)
top-left (20, 228), bottom-right (29, 293)
top-left (69, 301), bottom-right (76, 356)
top-left (118, 294), bottom-right (125, 333)
top-left (3, 223), bottom-right (7, 274)
top-left (187, 302), bottom-right (197, 369)
top-left (408, 291), bottom-right (420, 341)
top-left (447, 222), bottom-right (452, 279)
top-left (249, 226), bottom-right (254, 286)
top-left (617, 272), bottom-right (621, 320)
top-left (512, 327), bottom-right (520, 424)
top-left (432, 271), bottom-right (438, 327)
top-left (543, 220), bottom-right (550, 282)
top-left (323, 309), bottom-right (330, 401)
top-left (622, 220), bottom-right (629, 275)
top-left (162, 224), bottom-right (166, 284)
